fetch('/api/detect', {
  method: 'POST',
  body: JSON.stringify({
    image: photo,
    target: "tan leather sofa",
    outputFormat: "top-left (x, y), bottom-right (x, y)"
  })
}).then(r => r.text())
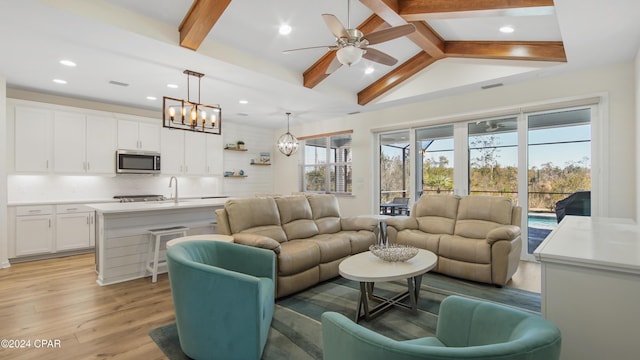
top-left (385, 195), bottom-right (522, 286)
top-left (215, 194), bottom-right (378, 298)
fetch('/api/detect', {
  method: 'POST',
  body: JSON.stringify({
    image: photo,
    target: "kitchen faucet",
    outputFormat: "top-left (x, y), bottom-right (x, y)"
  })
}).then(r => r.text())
top-left (169, 176), bottom-right (178, 204)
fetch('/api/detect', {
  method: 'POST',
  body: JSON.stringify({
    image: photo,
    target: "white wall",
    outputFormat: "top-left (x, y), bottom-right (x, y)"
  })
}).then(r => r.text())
top-left (636, 49), bottom-right (640, 220)
top-left (274, 62), bottom-right (637, 218)
top-left (0, 76), bottom-right (8, 268)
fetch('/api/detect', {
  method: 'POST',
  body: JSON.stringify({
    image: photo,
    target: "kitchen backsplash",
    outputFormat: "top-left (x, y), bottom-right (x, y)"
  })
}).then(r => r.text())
top-left (7, 174), bottom-right (222, 203)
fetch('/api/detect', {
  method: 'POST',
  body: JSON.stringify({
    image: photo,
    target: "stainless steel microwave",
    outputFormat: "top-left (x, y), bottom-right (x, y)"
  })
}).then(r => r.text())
top-left (116, 150), bottom-right (161, 174)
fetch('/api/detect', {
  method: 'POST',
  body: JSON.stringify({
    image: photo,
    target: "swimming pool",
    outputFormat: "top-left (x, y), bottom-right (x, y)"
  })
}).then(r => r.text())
top-left (528, 213), bottom-right (557, 228)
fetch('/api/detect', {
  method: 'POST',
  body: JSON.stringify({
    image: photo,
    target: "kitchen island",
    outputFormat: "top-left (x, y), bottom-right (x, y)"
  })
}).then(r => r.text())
top-left (534, 216), bottom-right (640, 360)
top-left (89, 198), bottom-right (228, 285)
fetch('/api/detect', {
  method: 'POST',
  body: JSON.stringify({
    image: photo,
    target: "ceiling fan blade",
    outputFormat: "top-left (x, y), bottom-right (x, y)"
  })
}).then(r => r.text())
top-left (283, 45), bottom-right (336, 54)
top-left (325, 56), bottom-right (343, 74)
top-left (363, 24), bottom-right (415, 45)
top-left (322, 14), bottom-right (348, 39)
top-left (362, 48), bottom-right (398, 66)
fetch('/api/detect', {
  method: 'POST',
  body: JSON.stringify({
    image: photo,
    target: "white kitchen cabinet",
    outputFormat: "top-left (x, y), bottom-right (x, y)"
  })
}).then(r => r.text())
top-left (161, 129), bottom-right (207, 175)
top-left (118, 119), bottom-right (160, 151)
top-left (184, 132), bottom-right (207, 175)
top-left (54, 111), bottom-right (87, 173)
top-left (54, 113), bottom-right (117, 174)
top-left (205, 134), bottom-right (223, 175)
top-left (86, 115), bottom-right (117, 174)
top-left (14, 106), bottom-right (52, 173)
top-left (15, 205), bottom-right (54, 256)
top-left (56, 205), bottom-right (95, 251)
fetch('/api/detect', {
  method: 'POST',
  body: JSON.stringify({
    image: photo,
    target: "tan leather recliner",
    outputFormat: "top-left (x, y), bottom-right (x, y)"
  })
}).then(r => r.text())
top-left (386, 195), bottom-right (521, 286)
top-left (215, 194), bottom-right (378, 298)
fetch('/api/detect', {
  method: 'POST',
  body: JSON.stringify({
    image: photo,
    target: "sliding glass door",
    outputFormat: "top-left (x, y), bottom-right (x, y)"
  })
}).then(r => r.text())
top-left (416, 125), bottom-right (454, 196)
top-left (525, 108), bottom-right (591, 254)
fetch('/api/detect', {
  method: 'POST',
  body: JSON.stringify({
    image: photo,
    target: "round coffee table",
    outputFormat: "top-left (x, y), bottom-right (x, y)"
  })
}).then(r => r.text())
top-left (166, 234), bottom-right (233, 249)
top-left (339, 249), bottom-right (437, 322)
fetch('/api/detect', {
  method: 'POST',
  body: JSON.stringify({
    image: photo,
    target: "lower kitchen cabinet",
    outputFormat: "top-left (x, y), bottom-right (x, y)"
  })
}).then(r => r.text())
top-left (56, 209), bottom-right (95, 251)
top-left (15, 206), bottom-right (54, 256)
top-left (10, 204), bottom-right (96, 259)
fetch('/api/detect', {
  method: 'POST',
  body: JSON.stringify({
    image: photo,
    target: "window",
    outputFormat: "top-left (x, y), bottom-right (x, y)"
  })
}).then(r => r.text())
top-left (416, 124), bottom-right (454, 197)
top-left (301, 132), bottom-right (352, 194)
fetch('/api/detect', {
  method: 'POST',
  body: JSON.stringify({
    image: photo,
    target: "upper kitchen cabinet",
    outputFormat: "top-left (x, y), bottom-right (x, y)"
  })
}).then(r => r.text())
top-left (117, 119), bottom-right (161, 152)
top-left (205, 134), bottom-right (223, 176)
top-left (161, 129), bottom-right (207, 175)
top-left (54, 112), bottom-right (117, 174)
top-left (14, 106), bottom-right (52, 173)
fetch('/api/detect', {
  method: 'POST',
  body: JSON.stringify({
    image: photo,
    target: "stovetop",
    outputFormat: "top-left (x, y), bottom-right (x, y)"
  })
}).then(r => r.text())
top-left (113, 194), bottom-right (166, 203)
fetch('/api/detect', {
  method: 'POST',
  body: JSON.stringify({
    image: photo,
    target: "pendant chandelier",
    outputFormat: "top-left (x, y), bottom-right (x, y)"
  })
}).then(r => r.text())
top-left (163, 70), bottom-right (222, 135)
top-left (277, 112), bottom-right (299, 157)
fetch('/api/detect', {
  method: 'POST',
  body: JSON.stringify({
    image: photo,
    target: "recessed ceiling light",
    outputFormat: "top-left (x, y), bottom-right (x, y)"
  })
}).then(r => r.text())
top-left (59, 60), bottom-right (76, 67)
top-left (167, 84), bottom-right (178, 89)
top-left (279, 23), bottom-right (292, 35)
top-left (499, 26), bottom-right (514, 34)
top-left (53, 79), bottom-right (67, 84)
top-left (364, 66), bottom-right (374, 75)
top-left (146, 96), bottom-right (157, 100)
top-left (239, 99), bottom-right (249, 104)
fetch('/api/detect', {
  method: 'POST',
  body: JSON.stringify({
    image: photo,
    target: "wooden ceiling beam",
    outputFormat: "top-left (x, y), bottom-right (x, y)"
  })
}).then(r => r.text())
top-left (358, 51), bottom-right (437, 105)
top-left (360, 0), bottom-right (445, 57)
top-left (398, 0), bottom-right (555, 21)
top-left (303, 14), bottom-right (389, 89)
top-left (445, 41), bottom-right (567, 62)
top-left (179, 0), bottom-right (232, 50)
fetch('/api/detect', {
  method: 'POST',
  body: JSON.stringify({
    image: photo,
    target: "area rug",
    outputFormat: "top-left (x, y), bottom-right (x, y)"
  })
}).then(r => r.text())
top-left (149, 272), bottom-right (540, 360)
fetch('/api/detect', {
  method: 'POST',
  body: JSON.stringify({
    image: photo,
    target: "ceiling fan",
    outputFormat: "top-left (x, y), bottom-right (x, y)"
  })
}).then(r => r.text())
top-left (283, 0), bottom-right (415, 74)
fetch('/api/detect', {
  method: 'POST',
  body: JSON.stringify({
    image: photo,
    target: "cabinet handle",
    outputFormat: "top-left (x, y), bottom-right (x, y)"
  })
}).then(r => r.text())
top-left (87, 216), bottom-right (90, 225)
top-left (46, 160), bottom-right (49, 169)
top-left (28, 210), bottom-right (41, 213)
top-left (91, 215), bottom-right (94, 224)
top-left (87, 162), bottom-right (90, 171)
top-left (66, 208), bottom-right (78, 211)
top-left (48, 219), bottom-right (51, 227)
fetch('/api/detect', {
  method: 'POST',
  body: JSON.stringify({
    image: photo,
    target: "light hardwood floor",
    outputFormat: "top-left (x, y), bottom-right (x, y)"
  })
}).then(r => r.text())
top-left (0, 254), bottom-right (541, 359)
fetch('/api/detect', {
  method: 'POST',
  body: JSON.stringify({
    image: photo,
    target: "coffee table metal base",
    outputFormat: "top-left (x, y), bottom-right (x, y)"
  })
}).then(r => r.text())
top-left (355, 275), bottom-right (423, 323)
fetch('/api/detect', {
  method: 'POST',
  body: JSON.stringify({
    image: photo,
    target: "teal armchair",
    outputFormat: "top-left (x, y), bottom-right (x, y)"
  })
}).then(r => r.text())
top-left (167, 240), bottom-right (275, 360)
top-left (322, 295), bottom-right (561, 360)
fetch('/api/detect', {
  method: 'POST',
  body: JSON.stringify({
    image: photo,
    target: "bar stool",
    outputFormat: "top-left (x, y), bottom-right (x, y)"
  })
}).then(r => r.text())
top-left (146, 226), bottom-right (189, 282)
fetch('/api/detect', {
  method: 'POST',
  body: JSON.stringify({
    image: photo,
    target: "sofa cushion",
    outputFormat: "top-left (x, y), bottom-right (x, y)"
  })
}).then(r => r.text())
top-left (225, 197), bottom-right (287, 242)
top-left (414, 195), bottom-right (459, 235)
top-left (277, 240), bottom-right (321, 276)
top-left (306, 234), bottom-right (351, 263)
top-left (276, 195), bottom-right (320, 239)
top-left (396, 230), bottom-right (440, 253)
top-left (439, 234), bottom-right (491, 264)
top-left (455, 196), bottom-right (514, 239)
top-left (307, 194), bottom-right (342, 234)
top-left (344, 230), bottom-right (378, 254)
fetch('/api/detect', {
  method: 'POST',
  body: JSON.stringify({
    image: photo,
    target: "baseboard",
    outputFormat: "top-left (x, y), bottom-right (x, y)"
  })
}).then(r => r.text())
top-left (0, 260), bottom-right (11, 269)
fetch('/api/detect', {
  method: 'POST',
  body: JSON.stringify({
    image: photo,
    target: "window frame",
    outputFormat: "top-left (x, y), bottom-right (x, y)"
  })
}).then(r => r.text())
top-left (300, 132), bottom-right (353, 195)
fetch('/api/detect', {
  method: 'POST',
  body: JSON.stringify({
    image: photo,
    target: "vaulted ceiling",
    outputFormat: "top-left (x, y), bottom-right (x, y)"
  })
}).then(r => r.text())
top-left (1, 0), bottom-right (638, 128)
top-left (178, 0), bottom-right (566, 106)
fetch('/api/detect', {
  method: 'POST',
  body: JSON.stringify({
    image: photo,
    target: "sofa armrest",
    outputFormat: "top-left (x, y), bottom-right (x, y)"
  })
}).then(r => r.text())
top-left (486, 225), bottom-right (521, 244)
top-left (341, 216), bottom-right (378, 232)
top-left (384, 216), bottom-right (418, 231)
top-left (233, 233), bottom-right (281, 255)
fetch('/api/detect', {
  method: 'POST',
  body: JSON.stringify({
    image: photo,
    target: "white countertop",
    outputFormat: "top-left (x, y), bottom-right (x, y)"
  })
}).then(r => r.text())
top-left (88, 198), bottom-right (229, 214)
top-left (534, 216), bottom-right (640, 274)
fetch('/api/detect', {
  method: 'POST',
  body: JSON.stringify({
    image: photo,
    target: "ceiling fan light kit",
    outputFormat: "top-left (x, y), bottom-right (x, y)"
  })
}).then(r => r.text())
top-left (337, 46), bottom-right (363, 66)
top-left (277, 112), bottom-right (299, 157)
top-left (163, 69), bottom-right (222, 135)
top-left (283, 0), bottom-right (416, 74)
